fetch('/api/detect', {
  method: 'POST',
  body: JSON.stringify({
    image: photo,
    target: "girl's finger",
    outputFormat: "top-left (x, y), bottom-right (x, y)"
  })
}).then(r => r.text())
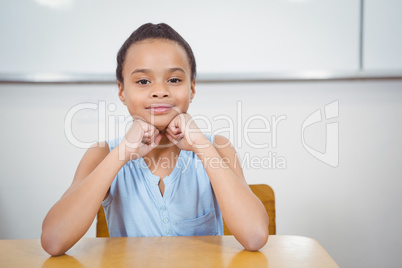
top-left (146, 122), bottom-right (158, 134)
top-left (168, 120), bottom-right (181, 134)
top-left (148, 129), bottom-right (159, 143)
top-left (168, 127), bottom-right (180, 135)
top-left (165, 128), bottom-right (174, 137)
top-left (166, 129), bottom-right (183, 140)
top-left (149, 133), bottom-right (163, 149)
top-left (165, 133), bottom-right (179, 145)
top-left (142, 128), bottom-right (156, 143)
top-left (145, 128), bottom-right (153, 137)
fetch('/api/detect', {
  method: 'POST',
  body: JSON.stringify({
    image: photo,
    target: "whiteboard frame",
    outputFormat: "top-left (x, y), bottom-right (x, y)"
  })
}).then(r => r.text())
top-left (0, 70), bottom-right (402, 84)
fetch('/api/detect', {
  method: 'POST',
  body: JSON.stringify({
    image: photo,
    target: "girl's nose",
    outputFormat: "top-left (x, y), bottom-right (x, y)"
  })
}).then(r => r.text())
top-left (152, 91), bottom-right (169, 98)
top-left (151, 84), bottom-right (170, 98)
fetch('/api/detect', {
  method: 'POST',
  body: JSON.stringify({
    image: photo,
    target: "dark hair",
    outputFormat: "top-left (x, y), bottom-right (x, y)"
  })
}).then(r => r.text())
top-left (116, 23), bottom-right (196, 84)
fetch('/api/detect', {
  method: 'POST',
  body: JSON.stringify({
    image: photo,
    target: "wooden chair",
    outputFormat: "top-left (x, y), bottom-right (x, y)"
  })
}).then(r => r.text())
top-left (96, 184), bottom-right (275, 237)
top-left (96, 204), bottom-right (110, 237)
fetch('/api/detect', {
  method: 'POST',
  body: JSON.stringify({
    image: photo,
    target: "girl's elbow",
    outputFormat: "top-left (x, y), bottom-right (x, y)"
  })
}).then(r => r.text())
top-left (242, 227), bottom-right (269, 251)
top-left (41, 232), bottom-right (67, 256)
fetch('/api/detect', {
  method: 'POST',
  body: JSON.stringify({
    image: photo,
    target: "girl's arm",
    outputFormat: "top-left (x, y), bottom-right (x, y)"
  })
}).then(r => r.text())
top-left (194, 135), bottom-right (269, 251)
top-left (166, 114), bottom-right (269, 251)
top-left (41, 120), bottom-right (162, 256)
top-left (41, 142), bottom-right (124, 256)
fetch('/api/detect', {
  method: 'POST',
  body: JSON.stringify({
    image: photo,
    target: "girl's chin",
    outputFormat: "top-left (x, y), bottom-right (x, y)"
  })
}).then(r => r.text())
top-left (155, 125), bottom-right (168, 132)
top-left (152, 120), bottom-right (170, 131)
top-left (147, 116), bottom-right (175, 131)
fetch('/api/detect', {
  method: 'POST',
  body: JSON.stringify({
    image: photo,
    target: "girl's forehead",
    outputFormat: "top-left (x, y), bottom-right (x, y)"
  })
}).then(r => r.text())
top-left (125, 39), bottom-right (190, 70)
top-left (128, 39), bottom-right (184, 57)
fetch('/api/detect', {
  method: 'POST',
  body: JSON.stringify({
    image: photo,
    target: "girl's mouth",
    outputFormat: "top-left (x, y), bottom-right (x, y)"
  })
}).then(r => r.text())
top-left (147, 104), bottom-right (174, 114)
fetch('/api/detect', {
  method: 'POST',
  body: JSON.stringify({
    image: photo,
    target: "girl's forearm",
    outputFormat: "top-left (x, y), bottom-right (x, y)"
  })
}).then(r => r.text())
top-left (193, 141), bottom-right (269, 251)
top-left (41, 146), bottom-right (127, 256)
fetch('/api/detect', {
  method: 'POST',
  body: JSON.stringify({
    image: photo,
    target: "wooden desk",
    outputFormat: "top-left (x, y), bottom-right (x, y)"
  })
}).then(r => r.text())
top-left (0, 235), bottom-right (338, 268)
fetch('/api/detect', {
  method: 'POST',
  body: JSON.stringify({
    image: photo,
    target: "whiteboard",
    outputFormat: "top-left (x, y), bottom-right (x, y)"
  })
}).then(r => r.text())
top-left (0, 0), bottom-right (360, 75)
top-left (364, 0), bottom-right (402, 70)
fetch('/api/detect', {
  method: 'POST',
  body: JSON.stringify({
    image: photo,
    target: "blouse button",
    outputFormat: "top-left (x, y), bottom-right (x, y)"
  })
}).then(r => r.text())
top-left (163, 217), bottom-right (169, 224)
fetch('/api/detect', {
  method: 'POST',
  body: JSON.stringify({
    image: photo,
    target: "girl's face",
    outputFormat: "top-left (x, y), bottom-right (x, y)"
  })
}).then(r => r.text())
top-left (118, 38), bottom-right (195, 131)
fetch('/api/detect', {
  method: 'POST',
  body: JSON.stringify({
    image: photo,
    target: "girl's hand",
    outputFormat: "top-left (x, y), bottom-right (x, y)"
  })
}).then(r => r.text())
top-left (118, 116), bottom-right (163, 162)
top-left (165, 113), bottom-right (209, 151)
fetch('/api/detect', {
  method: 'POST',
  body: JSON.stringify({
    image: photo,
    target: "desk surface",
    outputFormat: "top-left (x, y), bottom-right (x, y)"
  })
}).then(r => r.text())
top-left (0, 235), bottom-right (338, 268)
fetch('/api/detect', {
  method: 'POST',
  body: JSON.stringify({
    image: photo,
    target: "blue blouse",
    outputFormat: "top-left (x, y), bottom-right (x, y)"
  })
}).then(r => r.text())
top-left (102, 133), bottom-right (223, 237)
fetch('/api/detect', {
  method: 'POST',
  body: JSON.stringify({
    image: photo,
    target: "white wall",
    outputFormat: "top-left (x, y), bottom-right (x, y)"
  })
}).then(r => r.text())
top-left (1, 80), bottom-right (402, 268)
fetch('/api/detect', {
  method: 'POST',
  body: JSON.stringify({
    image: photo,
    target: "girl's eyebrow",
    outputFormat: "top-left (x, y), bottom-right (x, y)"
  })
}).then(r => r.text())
top-left (131, 68), bottom-right (151, 75)
top-left (168, 67), bottom-right (185, 74)
top-left (130, 67), bottom-right (185, 76)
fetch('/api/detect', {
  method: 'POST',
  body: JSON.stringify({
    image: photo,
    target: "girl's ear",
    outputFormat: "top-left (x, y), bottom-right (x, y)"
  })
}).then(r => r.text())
top-left (117, 82), bottom-right (127, 106)
top-left (190, 80), bottom-right (196, 103)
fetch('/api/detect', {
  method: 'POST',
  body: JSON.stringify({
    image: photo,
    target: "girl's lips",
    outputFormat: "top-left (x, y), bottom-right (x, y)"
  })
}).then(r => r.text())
top-left (147, 104), bottom-right (173, 114)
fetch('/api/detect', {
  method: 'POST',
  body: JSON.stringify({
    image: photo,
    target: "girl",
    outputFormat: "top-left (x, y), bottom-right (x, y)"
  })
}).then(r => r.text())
top-left (41, 23), bottom-right (269, 256)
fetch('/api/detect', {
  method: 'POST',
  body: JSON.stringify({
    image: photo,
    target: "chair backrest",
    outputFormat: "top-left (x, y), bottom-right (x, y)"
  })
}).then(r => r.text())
top-left (96, 205), bottom-right (109, 237)
top-left (96, 184), bottom-right (275, 237)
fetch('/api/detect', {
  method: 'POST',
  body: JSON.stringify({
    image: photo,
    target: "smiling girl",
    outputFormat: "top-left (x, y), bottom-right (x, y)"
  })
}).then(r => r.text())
top-left (41, 23), bottom-right (269, 256)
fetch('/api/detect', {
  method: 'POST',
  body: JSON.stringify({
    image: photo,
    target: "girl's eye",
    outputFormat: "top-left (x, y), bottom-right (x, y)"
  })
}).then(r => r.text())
top-left (168, 78), bottom-right (182, 83)
top-left (137, 79), bottom-right (150, 85)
